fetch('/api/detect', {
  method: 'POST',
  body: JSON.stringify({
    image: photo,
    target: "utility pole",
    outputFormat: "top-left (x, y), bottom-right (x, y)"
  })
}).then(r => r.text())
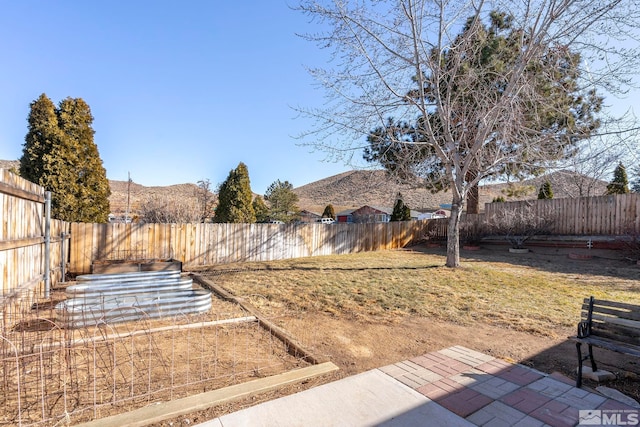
top-left (126, 172), bottom-right (132, 223)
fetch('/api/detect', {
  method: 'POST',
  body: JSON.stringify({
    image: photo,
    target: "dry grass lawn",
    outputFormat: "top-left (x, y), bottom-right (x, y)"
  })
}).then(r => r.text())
top-left (200, 247), bottom-right (640, 338)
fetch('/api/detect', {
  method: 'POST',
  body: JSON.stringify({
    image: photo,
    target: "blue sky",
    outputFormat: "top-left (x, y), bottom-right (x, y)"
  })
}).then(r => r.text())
top-left (0, 1), bottom-right (353, 193)
top-left (1, 2), bottom-right (638, 194)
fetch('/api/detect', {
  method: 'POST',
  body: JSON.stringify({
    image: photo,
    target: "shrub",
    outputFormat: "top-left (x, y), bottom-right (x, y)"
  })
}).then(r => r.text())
top-left (487, 202), bottom-right (554, 249)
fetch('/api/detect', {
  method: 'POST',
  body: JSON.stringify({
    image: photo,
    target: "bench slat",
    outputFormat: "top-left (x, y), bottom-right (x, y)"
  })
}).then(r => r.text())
top-left (582, 301), bottom-right (640, 321)
top-left (581, 304), bottom-right (640, 322)
top-left (590, 327), bottom-right (640, 346)
top-left (592, 320), bottom-right (640, 337)
top-left (582, 298), bottom-right (638, 311)
top-left (591, 314), bottom-right (640, 331)
top-left (592, 320), bottom-right (640, 339)
top-left (573, 335), bottom-right (640, 358)
top-left (595, 299), bottom-right (640, 310)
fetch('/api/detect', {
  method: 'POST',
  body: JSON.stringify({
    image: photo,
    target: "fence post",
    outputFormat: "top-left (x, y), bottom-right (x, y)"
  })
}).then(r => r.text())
top-left (44, 191), bottom-right (51, 299)
top-left (61, 232), bottom-right (69, 283)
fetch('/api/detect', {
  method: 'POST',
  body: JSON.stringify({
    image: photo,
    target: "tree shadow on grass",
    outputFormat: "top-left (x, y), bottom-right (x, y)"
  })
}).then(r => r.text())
top-left (410, 243), bottom-right (640, 282)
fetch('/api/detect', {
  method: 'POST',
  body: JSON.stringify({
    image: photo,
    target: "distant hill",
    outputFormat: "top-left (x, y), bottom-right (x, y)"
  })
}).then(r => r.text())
top-left (0, 159), bottom-right (19, 171)
top-left (108, 180), bottom-right (210, 216)
top-left (293, 169), bottom-right (609, 213)
top-left (1, 158), bottom-right (608, 215)
top-left (0, 160), bottom-right (208, 217)
top-left (293, 170), bottom-right (451, 213)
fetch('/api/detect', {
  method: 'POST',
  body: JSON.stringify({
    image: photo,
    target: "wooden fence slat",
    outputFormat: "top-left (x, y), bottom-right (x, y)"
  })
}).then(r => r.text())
top-left (1, 171), bottom-right (69, 315)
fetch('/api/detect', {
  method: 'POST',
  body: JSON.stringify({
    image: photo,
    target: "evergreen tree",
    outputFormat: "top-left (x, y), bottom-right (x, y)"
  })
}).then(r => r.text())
top-left (20, 94), bottom-right (60, 184)
top-left (20, 94), bottom-right (110, 222)
top-left (606, 162), bottom-right (630, 195)
top-left (537, 181), bottom-right (553, 199)
top-left (264, 179), bottom-right (299, 222)
top-left (214, 162), bottom-right (256, 223)
top-left (322, 204), bottom-right (336, 219)
top-left (403, 204), bottom-right (411, 221)
top-left (252, 196), bottom-right (270, 222)
top-left (391, 196), bottom-right (411, 221)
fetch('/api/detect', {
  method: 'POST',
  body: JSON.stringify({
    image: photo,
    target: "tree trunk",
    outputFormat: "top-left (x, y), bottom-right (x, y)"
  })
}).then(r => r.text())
top-left (465, 169), bottom-right (480, 214)
top-left (445, 202), bottom-right (463, 267)
top-left (466, 183), bottom-right (479, 214)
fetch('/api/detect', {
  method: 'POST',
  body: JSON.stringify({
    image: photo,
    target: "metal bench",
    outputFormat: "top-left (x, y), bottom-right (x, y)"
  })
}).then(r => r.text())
top-left (571, 296), bottom-right (640, 388)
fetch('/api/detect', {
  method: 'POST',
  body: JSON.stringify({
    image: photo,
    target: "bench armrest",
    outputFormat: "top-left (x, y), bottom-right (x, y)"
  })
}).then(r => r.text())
top-left (577, 320), bottom-right (591, 338)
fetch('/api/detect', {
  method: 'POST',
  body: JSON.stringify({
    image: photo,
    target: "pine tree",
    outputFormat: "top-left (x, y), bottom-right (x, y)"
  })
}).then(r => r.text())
top-left (214, 162), bottom-right (256, 223)
top-left (252, 196), bottom-right (270, 222)
top-left (606, 162), bottom-right (630, 195)
top-left (264, 179), bottom-right (299, 222)
top-left (391, 196), bottom-right (411, 221)
top-left (20, 94), bottom-right (60, 184)
top-left (537, 181), bottom-right (553, 199)
top-left (20, 94), bottom-right (110, 222)
top-left (322, 204), bottom-right (336, 219)
top-left (364, 11), bottom-right (602, 215)
top-left (57, 97), bottom-right (110, 222)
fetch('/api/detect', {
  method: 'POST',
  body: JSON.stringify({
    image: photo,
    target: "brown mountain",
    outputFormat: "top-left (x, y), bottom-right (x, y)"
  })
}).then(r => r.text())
top-left (293, 170), bottom-right (609, 214)
top-left (108, 180), bottom-right (209, 216)
top-left (293, 170), bottom-right (451, 213)
top-left (0, 160), bottom-right (210, 217)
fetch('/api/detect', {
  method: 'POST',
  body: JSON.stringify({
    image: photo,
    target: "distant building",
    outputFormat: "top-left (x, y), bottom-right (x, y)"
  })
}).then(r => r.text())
top-left (351, 206), bottom-right (392, 223)
top-left (108, 213), bottom-right (132, 223)
top-left (336, 209), bottom-right (356, 223)
top-left (416, 209), bottom-right (449, 220)
top-left (298, 210), bottom-right (322, 223)
top-left (335, 205), bottom-right (431, 223)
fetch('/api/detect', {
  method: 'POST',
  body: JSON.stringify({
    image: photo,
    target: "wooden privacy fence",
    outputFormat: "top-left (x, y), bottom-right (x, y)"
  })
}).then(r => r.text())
top-left (67, 194), bottom-right (640, 274)
top-left (0, 169), bottom-right (70, 319)
top-left (484, 194), bottom-right (640, 234)
top-left (69, 220), bottom-right (432, 274)
top-left (427, 193), bottom-right (640, 240)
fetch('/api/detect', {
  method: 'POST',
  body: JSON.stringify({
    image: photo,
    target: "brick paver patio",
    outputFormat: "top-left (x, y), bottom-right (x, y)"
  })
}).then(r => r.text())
top-left (379, 346), bottom-right (638, 426)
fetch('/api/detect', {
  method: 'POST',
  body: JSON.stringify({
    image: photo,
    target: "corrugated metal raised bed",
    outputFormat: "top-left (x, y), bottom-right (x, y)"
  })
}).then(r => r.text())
top-left (56, 270), bottom-right (212, 328)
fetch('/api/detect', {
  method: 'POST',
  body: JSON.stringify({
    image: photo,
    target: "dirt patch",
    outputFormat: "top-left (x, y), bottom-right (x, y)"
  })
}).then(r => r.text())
top-left (1, 292), bottom-right (307, 426)
top-left (282, 313), bottom-right (638, 389)
top-left (156, 312), bottom-right (639, 426)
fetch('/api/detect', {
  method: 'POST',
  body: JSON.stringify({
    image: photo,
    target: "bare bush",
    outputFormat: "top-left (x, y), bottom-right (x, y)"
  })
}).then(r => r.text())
top-left (487, 202), bottom-right (555, 249)
top-left (617, 222), bottom-right (640, 262)
top-left (138, 194), bottom-right (201, 223)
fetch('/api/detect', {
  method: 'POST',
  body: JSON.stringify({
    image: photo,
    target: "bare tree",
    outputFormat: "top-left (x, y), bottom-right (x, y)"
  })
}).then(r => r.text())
top-left (486, 201), bottom-right (554, 249)
top-left (196, 178), bottom-right (215, 223)
top-left (295, 0), bottom-right (640, 267)
top-left (138, 195), bottom-right (201, 223)
top-left (556, 110), bottom-right (640, 196)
